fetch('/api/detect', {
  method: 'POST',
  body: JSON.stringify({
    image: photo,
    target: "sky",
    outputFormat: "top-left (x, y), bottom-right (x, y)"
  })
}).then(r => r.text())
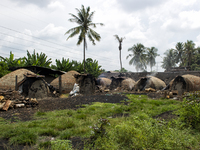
top-left (0, 0), bottom-right (200, 72)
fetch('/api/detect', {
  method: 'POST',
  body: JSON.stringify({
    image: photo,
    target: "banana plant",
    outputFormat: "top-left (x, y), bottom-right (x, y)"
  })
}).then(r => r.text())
top-left (0, 51), bottom-right (25, 68)
top-left (52, 58), bottom-right (73, 72)
top-left (24, 50), bottom-right (52, 67)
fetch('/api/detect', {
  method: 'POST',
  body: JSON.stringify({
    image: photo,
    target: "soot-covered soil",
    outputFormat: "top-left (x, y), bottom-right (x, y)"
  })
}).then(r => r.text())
top-left (0, 94), bottom-right (128, 122)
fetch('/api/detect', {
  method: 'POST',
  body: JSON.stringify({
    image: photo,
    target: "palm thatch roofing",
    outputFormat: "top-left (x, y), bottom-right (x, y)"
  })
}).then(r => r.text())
top-left (50, 70), bottom-right (80, 93)
top-left (0, 69), bottom-right (36, 90)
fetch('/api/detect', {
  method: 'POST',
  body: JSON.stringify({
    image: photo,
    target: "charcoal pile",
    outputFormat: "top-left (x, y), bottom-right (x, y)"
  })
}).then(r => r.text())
top-left (0, 90), bottom-right (38, 111)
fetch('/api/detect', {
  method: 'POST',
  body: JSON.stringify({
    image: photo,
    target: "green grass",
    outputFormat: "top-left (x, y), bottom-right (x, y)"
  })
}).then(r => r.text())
top-left (0, 94), bottom-right (200, 149)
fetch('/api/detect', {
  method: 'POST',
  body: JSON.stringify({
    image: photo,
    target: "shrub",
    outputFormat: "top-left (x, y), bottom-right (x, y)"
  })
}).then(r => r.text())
top-left (179, 91), bottom-right (200, 130)
top-left (51, 140), bottom-right (72, 150)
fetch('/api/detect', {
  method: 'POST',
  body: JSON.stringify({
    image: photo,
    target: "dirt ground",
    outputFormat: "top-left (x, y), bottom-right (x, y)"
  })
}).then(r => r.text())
top-left (0, 93), bottom-right (177, 150)
top-left (0, 94), bottom-right (128, 122)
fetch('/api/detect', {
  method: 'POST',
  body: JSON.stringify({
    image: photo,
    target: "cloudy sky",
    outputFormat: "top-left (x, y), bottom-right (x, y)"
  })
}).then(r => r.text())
top-left (0, 0), bottom-right (200, 72)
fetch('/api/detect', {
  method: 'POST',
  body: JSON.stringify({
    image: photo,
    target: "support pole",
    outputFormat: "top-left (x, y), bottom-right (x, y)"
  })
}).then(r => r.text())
top-left (15, 75), bottom-right (18, 91)
top-left (59, 75), bottom-right (62, 95)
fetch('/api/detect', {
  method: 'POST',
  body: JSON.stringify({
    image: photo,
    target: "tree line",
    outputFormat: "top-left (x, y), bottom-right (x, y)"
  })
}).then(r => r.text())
top-left (161, 40), bottom-right (200, 71)
top-left (0, 50), bottom-right (104, 78)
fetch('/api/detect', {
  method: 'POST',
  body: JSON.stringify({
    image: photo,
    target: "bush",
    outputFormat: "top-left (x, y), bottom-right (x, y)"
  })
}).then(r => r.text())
top-left (51, 140), bottom-right (72, 150)
top-left (179, 91), bottom-right (200, 130)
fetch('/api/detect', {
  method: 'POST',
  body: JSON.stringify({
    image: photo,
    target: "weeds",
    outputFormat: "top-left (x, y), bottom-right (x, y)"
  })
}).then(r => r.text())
top-left (179, 91), bottom-right (200, 130)
top-left (0, 94), bottom-right (199, 149)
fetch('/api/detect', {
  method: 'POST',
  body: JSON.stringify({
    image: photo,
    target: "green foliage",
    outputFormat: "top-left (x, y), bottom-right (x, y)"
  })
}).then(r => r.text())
top-left (179, 91), bottom-right (200, 130)
top-left (65, 5), bottom-right (104, 73)
top-left (51, 58), bottom-right (103, 78)
top-left (161, 49), bottom-right (177, 70)
top-left (51, 58), bottom-right (72, 72)
top-left (39, 141), bottom-right (51, 149)
top-left (146, 47), bottom-right (159, 72)
top-left (90, 118), bottom-right (110, 141)
top-left (114, 67), bottom-right (128, 73)
top-left (38, 128), bottom-right (59, 137)
top-left (127, 43), bottom-right (147, 72)
top-left (60, 130), bottom-right (72, 139)
top-left (1, 94), bottom-right (200, 149)
top-left (162, 40), bottom-right (200, 71)
top-left (0, 51), bottom-right (25, 68)
top-left (84, 58), bottom-right (103, 77)
top-left (24, 50), bottom-right (52, 67)
top-left (2, 128), bottom-right (37, 145)
top-left (0, 61), bottom-right (10, 77)
top-left (36, 111), bottom-right (47, 116)
top-left (51, 140), bottom-right (72, 150)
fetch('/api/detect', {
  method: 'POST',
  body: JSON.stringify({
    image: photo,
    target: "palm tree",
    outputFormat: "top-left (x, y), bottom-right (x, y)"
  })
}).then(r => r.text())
top-left (146, 47), bottom-right (158, 72)
top-left (126, 43), bottom-right (147, 72)
top-left (114, 35), bottom-right (125, 72)
top-left (161, 49), bottom-right (176, 71)
top-left (65, 5), bottom-right (104, 73)
top-left (174, 42), bottom-right (184, 66)
top-left (184, 40), bottom-right (196, 67)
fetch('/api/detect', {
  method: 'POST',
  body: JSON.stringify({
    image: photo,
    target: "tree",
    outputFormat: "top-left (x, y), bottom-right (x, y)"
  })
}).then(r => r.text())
top-left (65, 5), bottom-right (104, 74)
top-left (114, 35), bottom-right (125, 72)
top-left (126, 43), bottom-right (147, 72)
top-left (84, 58), bottom-right (103, 77)
top-left (174, 42), bottom-right (184, 65)
top-left (51, 58), bottom-right (72, 72)
top-left (146, 47), bottom-right (158, 72)
top-left (0, 51), bottom-right (25, 68)
top-left (184, 40), bottom-right (196, 67)
top-left (0, 61), bottom-right (10, 77)
top-left (161, 49), bottom-right (176, 71)
top-left (114, 67), bottom-right (128, 73)
top-left (24, 50), bottom-right (52, 67)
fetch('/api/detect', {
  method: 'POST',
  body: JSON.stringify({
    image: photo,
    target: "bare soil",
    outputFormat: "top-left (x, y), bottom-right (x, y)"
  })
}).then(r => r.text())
top-left (0, 94), bottom-right (128, 122)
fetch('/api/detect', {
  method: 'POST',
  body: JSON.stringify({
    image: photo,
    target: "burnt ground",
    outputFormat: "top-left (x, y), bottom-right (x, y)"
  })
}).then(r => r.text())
top-left (0, 94), bottom-right (129, 122)
top-left (0, 93), bottom-right (177, 150)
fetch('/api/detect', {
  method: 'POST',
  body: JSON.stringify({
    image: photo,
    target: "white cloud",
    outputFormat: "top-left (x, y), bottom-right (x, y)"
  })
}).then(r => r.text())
top-left (47, 1), bottom-right (64, 10)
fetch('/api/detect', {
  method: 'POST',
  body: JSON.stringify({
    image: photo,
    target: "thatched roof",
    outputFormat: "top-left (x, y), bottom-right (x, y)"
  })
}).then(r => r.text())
top-left (50, 70), bottom-right (80, 93)
top-left (0, 69), bottom-right (36, 90)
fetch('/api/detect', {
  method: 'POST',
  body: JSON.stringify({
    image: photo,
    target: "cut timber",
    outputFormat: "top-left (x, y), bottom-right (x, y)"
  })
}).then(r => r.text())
top-left (15, 104), bottom-right (25, 108)
top-left (0, 102), bottom-right (5, 109)
top-left (2, 100), bottom-right (12, 111)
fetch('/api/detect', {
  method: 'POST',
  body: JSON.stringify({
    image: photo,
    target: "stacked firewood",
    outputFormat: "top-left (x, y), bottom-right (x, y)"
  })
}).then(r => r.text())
top-left (0, 90), bottom-right (38, 111)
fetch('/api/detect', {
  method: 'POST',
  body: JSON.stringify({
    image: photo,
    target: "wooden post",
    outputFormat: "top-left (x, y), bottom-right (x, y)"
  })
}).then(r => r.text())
top-left (59, 75), bottom-right (62, 95)
top-left (15, 75), bottom-right (18, 91)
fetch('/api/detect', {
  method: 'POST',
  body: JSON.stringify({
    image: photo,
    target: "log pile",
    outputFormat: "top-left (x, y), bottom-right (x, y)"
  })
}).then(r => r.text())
top-left (0, 90), bottom-right (38, 111)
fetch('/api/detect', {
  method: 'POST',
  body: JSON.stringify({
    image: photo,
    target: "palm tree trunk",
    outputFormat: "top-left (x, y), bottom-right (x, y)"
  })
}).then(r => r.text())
top-left (119, 50), bottom-right (122, 72)
top-left (83, 38), bottom-right (86, 74)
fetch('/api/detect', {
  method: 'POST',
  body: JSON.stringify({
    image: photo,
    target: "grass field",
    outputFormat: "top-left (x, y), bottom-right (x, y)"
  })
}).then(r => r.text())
top-left (0, 94), bottom-right (200, 149)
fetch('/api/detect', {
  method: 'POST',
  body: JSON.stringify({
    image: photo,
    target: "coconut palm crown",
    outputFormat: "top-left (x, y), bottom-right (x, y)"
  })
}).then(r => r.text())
top-left (65, 5), bottom-right (104, 73)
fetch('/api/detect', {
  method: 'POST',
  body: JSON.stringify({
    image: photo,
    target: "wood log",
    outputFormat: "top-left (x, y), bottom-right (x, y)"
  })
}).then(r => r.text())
top-left (15, 104), bottom-right (25, 108)
top-left (2, 100), bottom-right (12, 111)
top-left (0, 102), bottom-right (5, 110)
